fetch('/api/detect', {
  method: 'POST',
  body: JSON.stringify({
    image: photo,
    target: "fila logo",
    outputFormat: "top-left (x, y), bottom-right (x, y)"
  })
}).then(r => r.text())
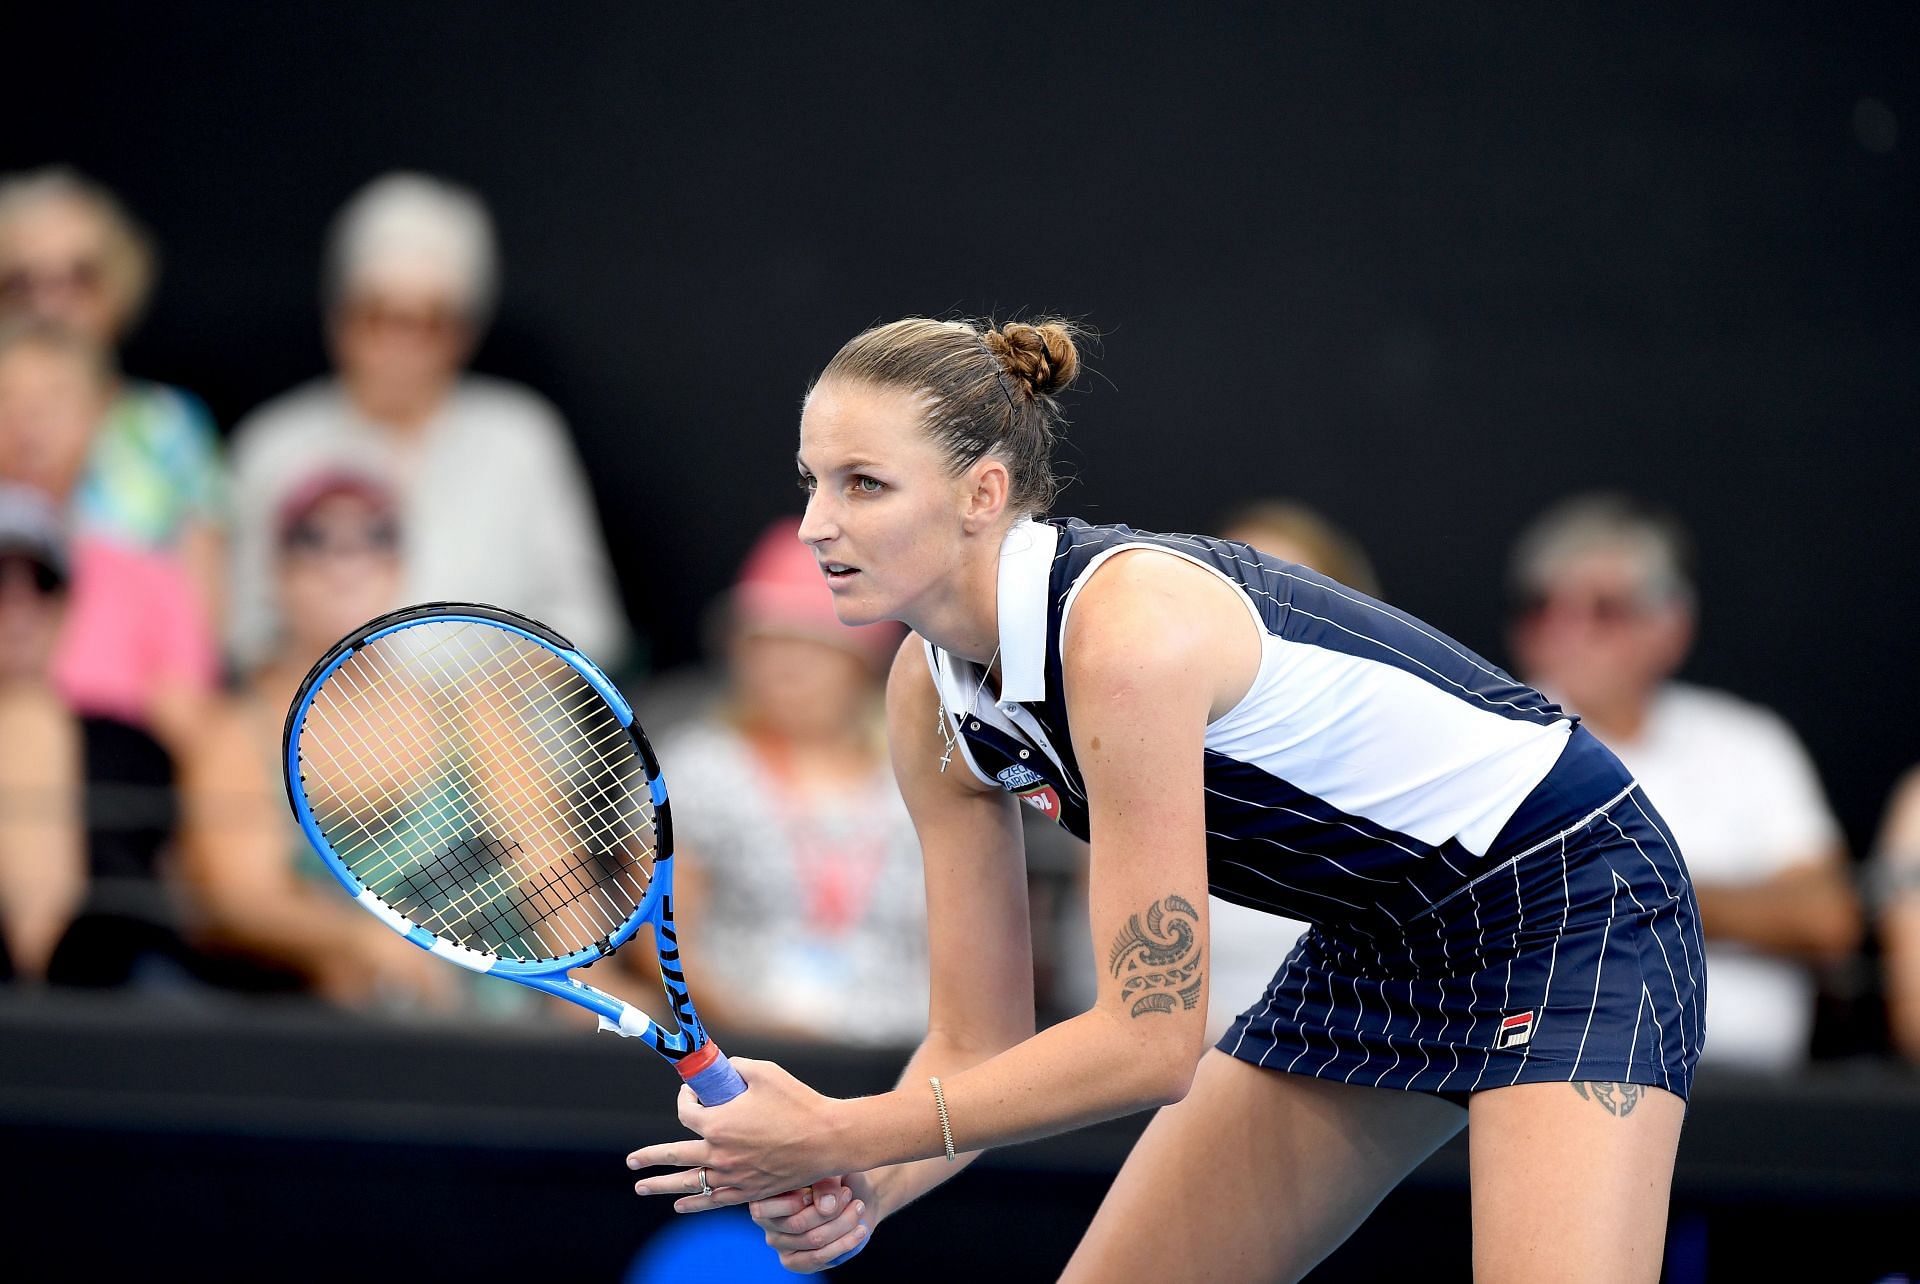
top-left (995, 764), bottom-right (1046, 791)
top-left (1495, 1011), bottom-right (1536, 1050)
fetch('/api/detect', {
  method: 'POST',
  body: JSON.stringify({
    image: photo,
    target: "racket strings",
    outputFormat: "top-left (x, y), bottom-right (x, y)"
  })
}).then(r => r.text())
top-left (396, 633), bottom-right (659, 949)
top-left (297, 621), bottom-right (659, 961)
top-left (371, 629), bottom-right (653, 955)
top-left (328, 646), bottom-right (648, 958)
top-left (320, 652), bottom-right (637, 951)
top-left (328, 633), bottom-right (633, 883)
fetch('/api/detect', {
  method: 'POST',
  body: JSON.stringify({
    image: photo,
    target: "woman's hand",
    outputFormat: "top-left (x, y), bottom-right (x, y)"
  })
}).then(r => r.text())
top-left (748, 1174), bottom-right (878, 1273)
top-left (626, 1057), bottom-right (854, 1209)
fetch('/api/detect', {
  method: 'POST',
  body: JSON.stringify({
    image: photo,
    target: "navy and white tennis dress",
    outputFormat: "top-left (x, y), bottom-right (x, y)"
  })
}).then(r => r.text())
top-left (926, 518), bottom-right (1705, 1100)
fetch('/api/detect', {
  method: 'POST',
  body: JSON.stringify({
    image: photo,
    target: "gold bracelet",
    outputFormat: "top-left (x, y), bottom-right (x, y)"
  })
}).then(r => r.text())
top-left (929, 1076), bottom-right (956, 1161)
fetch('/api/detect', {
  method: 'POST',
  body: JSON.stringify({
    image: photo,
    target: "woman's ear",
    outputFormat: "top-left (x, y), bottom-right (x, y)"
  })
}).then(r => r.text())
top-left (961, 457), bottom-right (1011, 533)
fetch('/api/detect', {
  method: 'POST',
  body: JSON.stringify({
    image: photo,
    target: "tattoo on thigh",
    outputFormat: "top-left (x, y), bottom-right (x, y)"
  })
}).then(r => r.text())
top-left (1571, 1081), bottom-right (1644, 1117)
top-left (1109, 894), bottom-right (1204, 1019)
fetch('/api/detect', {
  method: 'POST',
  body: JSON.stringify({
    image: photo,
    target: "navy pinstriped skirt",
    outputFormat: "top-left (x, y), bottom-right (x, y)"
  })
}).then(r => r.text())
top-left (1218, 728), bottom-right (1707, 1100)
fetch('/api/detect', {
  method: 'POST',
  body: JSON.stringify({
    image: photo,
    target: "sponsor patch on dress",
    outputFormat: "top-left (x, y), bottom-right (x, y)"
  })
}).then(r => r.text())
top-left (995, 764), bottom-right (1046, 791)
top-left (1017, 785), bottom-right (1061, 818)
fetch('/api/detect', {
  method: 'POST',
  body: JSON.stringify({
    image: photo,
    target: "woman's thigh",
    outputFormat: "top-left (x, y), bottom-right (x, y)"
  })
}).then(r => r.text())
top-left (1063, 1050), bottom-right (1466, 1284)
top-left (1467, 1080), bottom-right (1685, 1284)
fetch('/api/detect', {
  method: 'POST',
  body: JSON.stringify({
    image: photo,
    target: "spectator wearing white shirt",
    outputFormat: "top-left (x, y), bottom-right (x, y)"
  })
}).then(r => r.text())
top-left (226, 173), bottom-right (632, 671)
top-left (1507, 493), bottom-right (1860, 1069)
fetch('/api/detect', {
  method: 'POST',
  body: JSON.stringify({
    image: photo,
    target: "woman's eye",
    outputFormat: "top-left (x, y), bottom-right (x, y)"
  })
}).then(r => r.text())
top-left (852, 475), bottom-right (884, 494)
top-left (796, 474), bottom-right (817, 493)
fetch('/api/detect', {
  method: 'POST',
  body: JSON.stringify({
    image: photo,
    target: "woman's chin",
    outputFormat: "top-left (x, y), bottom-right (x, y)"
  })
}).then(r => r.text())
top-left (829, 594), bottom-right (889, 629)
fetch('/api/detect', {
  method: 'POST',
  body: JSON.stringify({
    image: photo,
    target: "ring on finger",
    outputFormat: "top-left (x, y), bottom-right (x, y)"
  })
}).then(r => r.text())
top-left (696, 1167), bottom-right (714, 1198)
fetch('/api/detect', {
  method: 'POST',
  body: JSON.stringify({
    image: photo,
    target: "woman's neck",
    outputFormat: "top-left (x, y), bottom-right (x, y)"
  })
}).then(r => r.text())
top-left (899, 519), bottom-right (1013, 667)
top-left (342, 378), bottom-right (450, 433)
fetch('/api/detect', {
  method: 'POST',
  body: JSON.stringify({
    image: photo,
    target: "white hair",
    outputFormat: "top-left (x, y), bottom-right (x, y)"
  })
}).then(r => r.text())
top-left (1508, 492), bottom-right (1696, 608)
top-left (323, 172), bottom-right (498, 326)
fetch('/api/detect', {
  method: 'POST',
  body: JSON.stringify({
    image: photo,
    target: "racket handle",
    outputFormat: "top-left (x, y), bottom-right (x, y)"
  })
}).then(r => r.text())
top-left (675, 1040), bottom-right (748, 1106)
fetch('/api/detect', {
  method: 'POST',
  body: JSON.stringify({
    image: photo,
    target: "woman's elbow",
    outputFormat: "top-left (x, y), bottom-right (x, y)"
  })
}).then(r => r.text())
top-left (1136, 1024), bottom-right (1207, 1107)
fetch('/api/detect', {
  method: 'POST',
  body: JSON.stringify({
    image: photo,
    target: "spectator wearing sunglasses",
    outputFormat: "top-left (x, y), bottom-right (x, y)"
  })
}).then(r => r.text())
top-left (0, 483), bottom-right (84, 980)
top-left (1507, 492), bottom-right (1860, 1069)
top-left (0, 481), bottom-right (192, 989)
top-left (0, 168), bottom-right (225, 626)
top-left (0, 320), bottom-right (217, 755)
top-left (225, 172), bottom-right (633, 675)
top-left (175, 470), bottom-right (458, 1009)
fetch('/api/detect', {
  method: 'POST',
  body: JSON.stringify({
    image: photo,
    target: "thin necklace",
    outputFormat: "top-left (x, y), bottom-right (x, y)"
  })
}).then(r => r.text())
top-left (938, 644), bottom-right (1001, 773)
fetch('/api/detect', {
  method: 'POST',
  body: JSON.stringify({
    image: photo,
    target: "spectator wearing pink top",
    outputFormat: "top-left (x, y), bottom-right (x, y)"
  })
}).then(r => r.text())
top-left (0, 319), bottom-right (216, 753)
top-left (649, 518), bottom-right (928, 1048)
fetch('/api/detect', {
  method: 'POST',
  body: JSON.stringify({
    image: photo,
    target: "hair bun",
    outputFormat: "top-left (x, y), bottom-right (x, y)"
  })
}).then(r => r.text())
top-left (985, 320), bottom-right (1080, 399)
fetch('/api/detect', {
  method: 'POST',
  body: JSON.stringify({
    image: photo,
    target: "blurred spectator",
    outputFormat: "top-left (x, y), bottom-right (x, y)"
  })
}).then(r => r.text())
top-left (226, 172), bottom-right (632, 672)
top-left (1218, 497), bottom-right (1382, 597)
top-left (1196, 498), bottom-right (1382, 1040)
top-left (655, 518), bottom-right (927, 1047)
top-left (0, 168), bottom-right (225, 621)
top-left (0, 482), bottom-right (189, 988)
top-left (177, 470), bottom-right (457, 1010)
top-left (1870, 770), bottom-right (1920, 1064)
top-left (0, 484), bottom-right (84, 979)
top-left (0, 319), bottom-right (217, 754)
top-left (1508, 492), bottom-right (1861, 1069)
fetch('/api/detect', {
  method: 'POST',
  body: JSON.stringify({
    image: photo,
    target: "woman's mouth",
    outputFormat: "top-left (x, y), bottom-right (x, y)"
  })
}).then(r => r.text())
top-left (821, 561), bottom-right (860, 585)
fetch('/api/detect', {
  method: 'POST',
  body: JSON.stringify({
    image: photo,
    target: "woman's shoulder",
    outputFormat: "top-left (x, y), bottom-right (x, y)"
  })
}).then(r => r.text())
top-left (449, 375), bottom-right (567, 435)
top-left (113, 379), bottom-right (218, 436)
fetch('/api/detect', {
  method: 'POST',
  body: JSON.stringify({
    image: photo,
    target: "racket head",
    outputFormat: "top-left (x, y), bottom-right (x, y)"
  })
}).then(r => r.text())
top-left (282, 602), bottom-right (672, 979)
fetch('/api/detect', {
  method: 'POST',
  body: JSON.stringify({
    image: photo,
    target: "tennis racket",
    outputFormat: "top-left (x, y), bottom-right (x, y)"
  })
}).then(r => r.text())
top-left (281, 601), bottom-right (746, 1106)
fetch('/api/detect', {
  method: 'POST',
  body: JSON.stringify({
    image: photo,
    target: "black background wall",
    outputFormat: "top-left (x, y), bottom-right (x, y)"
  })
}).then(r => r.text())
top-left (5, 2), bottom-right (1915, 847)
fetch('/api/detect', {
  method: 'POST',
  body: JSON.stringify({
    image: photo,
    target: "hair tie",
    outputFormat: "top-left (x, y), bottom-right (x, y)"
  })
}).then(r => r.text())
top-left (996, 372), bottom-right (1020, 414)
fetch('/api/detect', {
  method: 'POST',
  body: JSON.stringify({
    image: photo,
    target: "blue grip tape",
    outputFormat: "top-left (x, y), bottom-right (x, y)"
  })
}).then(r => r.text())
top-left (684, 1048), bottom-right (748, 1106)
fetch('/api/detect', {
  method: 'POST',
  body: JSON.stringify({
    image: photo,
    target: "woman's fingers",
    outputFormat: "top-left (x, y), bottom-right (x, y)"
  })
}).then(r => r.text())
top-left (764, 1183), bottom-right (849, 1235)
top-left (747, 1189), bottom-right (812, 1221)
top-left (633, 1165), bottom-right (713, 1201)
top-left (626, 1143), bottom-right (699, 1171)
top-left (770, 1198), bottom-right (868, 1274)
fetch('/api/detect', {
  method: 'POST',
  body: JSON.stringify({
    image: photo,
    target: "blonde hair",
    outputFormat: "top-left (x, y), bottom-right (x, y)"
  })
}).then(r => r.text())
top-left (0, 167), bottom-right (158, 338)
top-left (815, 316), bottom-right (1082, 517)
top-left (1218, 500), bottom-right (1382, 597)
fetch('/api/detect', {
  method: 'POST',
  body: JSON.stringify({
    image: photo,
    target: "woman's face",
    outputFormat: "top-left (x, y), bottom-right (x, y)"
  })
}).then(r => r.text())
top-left (1508, 546), bottom-right (1690, 715)
top-left (729, 630), bottom-right (875, 740)
top-left (275, 492), bottom-right (404, 661)
top-left (329, 279), bottom-right (471, 424)
top-left (0, 343), bottom-right (105, 500)
top-left (0, 198), bottom-right (124, 346)
top-left (0, 555), bottom-right (64, 685)
top-left (795, 379), bottom-right (974, 628)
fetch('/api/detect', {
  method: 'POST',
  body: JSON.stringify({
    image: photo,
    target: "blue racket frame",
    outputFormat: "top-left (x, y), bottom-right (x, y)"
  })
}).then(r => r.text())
top-left (282, 602), bottom-right (746, 1105)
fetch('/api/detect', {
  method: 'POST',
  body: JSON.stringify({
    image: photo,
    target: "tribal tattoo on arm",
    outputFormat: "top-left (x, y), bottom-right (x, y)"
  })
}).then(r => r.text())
top-left (1571, 1081), bottom-right (1644, 1117)
top-left (1108, 894), bottom-right (1205, 1019)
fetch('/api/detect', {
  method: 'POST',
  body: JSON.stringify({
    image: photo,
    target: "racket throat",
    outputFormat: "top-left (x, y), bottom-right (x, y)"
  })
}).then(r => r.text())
top-left (597, 1004), bottom-right (655, 1039)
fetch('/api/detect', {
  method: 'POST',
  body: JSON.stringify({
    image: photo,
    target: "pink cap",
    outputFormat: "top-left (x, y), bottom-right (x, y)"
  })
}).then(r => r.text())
top-left (732, 517), bottom-right (902, 664)
top-left (274, 468), bottom-right (399, 542)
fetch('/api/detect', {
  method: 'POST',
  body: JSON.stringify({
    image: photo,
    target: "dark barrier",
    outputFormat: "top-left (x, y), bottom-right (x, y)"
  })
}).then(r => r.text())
top-left (1, 992), bottom-right (1915, 1282)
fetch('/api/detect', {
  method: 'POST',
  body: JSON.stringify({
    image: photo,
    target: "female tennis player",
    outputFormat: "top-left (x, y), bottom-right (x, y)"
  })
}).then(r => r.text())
top-left (627, 317), bottom-right (1703, 1281)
